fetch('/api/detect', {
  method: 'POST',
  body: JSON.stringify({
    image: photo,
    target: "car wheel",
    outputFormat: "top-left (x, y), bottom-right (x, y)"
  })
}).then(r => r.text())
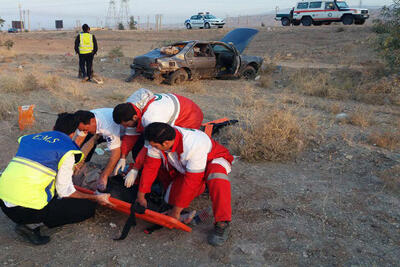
top-left (242, 65), bottom-right (257, 80)
top-left (281, 17), bottom-right (290, 26)
top-left (342, 14), bottom-right (354, 25)
top-left (204, 23), bottom-right (210, 29)
top-left (168, 69), bottom-right (188, 85)
top-left (301, 17), bottom-right (313, 26)
top-left (186, 23), bottom-right (192, 29)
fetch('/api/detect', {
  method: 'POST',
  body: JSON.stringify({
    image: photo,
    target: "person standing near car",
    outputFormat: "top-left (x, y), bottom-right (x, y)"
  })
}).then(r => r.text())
top-left (75, 24), bottom-right (98, 81)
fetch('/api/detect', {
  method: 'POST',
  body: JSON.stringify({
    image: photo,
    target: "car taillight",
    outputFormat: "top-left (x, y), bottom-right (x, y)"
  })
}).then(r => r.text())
top-left (149, 62), bottom-right (159, 68)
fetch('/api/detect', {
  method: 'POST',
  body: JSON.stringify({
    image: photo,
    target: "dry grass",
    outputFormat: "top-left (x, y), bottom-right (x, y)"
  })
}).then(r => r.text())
top-left (0, 97), bottom-right (16, 120)
top-left (290, 70), bottom-right (330, 97)
top-left (108, 46), bottom-right (124, 58)
top-left (184, 81), bottom-right (206, 94)
top-left (347, 107), bottom-right (373, 128)
top-left (297, 63), bottom-right (399, 105)
top-left (356, 75), bottom-right (400, 105)
top-left (223, 105), bottom-right (307, 162)
top-left (290, 68), bottom-right (400, 106)
top-left (377, 165), bottom-right (400, 194)
top-left (368, 131), bottom-right (400, 151)
top-left (220, 89), bottom-right (311, 162)
top-left (329, 103), bottom-right (342, 114)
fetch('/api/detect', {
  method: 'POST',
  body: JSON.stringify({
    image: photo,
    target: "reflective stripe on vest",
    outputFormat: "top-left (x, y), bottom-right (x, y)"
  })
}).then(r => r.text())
top-left (79, 33), bottom-right (93, 54)
top-left (0, 156), bottom-right (56, 210)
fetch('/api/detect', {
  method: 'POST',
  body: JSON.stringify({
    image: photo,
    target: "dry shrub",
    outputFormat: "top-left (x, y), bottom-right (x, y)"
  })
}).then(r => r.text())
top-left (290, 69), bottom-right (400, 105)
top-left (0, 73), bottom-right (42, 93)
top-left (22, 73), bottom-right (41, 91)
top-left (377, 165), bottom-right (400, 193)
top-left (291, 69), bottom-right (330, 97)
top-left (60, 82), bottom-right (84, 98)
top-left (234, 85), bottom-right (262, 108)
top-left (348, 107), bottom-right (373, 128)
top-left (222, 105), bottom-right (307, 162)
top-left (356, 75), bottom-right (400, 105)
top-left (108, 46), bottom-right (124, 58)
top-left (368, 131), bottom-right (400, 151)
top-left (0, 97), bottom-right (16, 120)
top-left (0, 76), bottom-right (24, 93)
top-left (329, 103), bottom-right (342, 114)
top-left (41, 74), bottom-right (60, 90)
top-left (258, 65), bottom-right (274, 88)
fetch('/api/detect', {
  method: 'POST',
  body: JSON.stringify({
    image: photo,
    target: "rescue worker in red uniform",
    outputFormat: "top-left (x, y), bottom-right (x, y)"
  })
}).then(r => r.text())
top-left (136, 122), bottom-right (233, 246)
top-left (112, 88), bottom-right (204, 188)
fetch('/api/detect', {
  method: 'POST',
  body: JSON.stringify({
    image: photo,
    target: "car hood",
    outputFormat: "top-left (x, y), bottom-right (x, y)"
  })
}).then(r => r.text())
top-left (133, 49), bottom-right (170, 66)
top-left (220, 28), bottom-right (259, 54)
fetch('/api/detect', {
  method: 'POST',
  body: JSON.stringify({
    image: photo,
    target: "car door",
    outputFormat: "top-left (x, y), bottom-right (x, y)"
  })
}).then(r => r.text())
top-left (193, 15), bottom-right (202, 28)
top-left (185, 43), bottom-right (216, 78)
top-left (309, 1), bottom-right (323, 21)
top-left (211, 43), bottom-right (240, 77)
top-left (324, 1), bottom-right (340, 20)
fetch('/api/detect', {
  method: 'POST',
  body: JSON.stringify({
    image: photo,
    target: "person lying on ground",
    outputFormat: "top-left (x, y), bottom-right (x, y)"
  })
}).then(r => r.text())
top-left (74, 108), bottom-right (122, 192)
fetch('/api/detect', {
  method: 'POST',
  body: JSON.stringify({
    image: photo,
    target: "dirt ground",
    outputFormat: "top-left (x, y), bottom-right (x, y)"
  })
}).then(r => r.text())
top-left (0, 26), bottom-right (399, 266)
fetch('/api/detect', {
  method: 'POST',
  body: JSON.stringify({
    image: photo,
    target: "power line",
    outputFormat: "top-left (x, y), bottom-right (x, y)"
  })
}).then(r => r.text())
top-left (0, 1), bottom-right (109, 10)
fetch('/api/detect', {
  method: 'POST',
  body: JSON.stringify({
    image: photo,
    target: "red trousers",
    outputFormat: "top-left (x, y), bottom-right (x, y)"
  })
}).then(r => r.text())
top-left (161, 162), bottom-right (231, 223)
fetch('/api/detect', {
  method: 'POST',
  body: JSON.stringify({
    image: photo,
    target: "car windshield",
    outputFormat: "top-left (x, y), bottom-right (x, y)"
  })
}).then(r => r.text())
top-left (205, 15), bottom-right (216, 19)
top-left (212, 44), bottom-right (231, 53)
top-left (336, 1), bottom-right (349, 8)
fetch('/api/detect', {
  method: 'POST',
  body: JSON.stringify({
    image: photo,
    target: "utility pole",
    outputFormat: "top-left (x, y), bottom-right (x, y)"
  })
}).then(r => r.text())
top-left (19, 3), bottom-right (23, 32)
top-left (23, 10), bottom-right (26, 31)
top-left (28, 10), bottom-right (30, 32)
top-left (118, 0), bottom-right (130, 28)
top-left (147, 15), bottom-right (149, 30)
top-left (105, 0), bottom-right (118, 29)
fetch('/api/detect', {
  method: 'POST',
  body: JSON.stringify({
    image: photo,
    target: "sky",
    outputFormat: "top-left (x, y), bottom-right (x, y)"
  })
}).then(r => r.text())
top-left (0, 0), bottom-right (393, 30)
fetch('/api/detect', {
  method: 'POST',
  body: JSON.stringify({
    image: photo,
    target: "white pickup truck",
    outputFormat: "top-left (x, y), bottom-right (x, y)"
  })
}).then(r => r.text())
top-left (275, 0), bottom-right (369, 26)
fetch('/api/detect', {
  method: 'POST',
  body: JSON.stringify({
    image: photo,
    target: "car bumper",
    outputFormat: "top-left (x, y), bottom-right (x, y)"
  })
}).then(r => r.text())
top-left (354, 14), bottom-right (369, 19)
top-left (210, 22), bottom-right (225, 26)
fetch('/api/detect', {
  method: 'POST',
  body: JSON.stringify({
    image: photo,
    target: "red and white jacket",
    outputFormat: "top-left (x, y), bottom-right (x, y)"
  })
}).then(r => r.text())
top-left (121, 88), bottom-right (203, 157)
top-left (139, 127), bottom-right (233, 206)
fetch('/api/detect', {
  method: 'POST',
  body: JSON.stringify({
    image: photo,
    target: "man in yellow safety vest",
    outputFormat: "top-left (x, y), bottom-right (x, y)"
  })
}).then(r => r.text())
top-left (74, 24), bottom-right (98, 81)
top-left (0, 113), bottom-right (112, 245)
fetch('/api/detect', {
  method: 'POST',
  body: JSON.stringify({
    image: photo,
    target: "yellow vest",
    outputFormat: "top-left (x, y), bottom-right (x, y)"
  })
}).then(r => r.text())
top-left (0, 133), bottom-right (83, 210)
top-left (79, 33), bottom-right (94, 54)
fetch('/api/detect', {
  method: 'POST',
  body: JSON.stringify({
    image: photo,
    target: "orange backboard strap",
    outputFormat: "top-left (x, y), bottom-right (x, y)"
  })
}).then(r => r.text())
top-left (201, 117), bottom-right (230, 137)
top-left (74, 186), bottom-right (192, 233)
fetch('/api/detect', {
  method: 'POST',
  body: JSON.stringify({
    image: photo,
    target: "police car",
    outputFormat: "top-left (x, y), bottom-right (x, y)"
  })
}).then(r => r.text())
top-left (185, 12), bottom-right (225, 29)
top-left (275, 0), bottom-right (369, 26)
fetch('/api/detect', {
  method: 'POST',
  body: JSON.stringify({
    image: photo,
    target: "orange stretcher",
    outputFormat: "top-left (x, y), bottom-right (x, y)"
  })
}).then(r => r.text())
top-left (74, 185), bottom-right (192, 233)
top-left (201, 117), bottom-right (231, 137)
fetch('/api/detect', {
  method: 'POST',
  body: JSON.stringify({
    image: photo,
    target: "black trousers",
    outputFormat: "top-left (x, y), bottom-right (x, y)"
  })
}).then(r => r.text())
top-left (78, 53), bottom-right (94, 79)
top-left (0, 197), bottom-right (96, 228)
